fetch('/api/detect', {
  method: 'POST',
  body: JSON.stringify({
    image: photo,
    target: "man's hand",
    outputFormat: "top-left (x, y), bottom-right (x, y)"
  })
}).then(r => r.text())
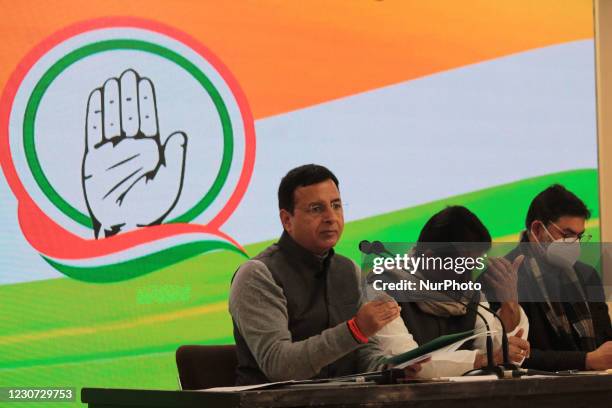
top-left (482, 255), bottom-right (524, 303)
top-left (586, 341), bottom-right (612, 370)
top-left (482, 255), bottom-right (524, 331)
top-left (474, 329), bottom-right (530, 367)
top-left (402, 358), bottom-right (430, 378)
top-left (505, 329), bottom-right (530, 364)
top-left (83, 69), bottom-right (187, 238)
top-left (354, 300), bottom-right (401, 337)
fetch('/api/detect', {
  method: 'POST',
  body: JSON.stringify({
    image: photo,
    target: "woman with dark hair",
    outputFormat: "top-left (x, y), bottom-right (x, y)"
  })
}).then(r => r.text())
top-left (372, 206), bottom-right (530, 378)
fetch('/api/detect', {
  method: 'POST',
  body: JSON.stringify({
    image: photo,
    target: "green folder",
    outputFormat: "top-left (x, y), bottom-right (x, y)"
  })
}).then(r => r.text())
top-left (384, 329), bottom-right (476, 366)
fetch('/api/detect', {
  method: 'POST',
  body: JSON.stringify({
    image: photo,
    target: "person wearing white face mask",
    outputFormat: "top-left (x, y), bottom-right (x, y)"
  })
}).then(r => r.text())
top-left (483, 184), bottom-right (612, 372)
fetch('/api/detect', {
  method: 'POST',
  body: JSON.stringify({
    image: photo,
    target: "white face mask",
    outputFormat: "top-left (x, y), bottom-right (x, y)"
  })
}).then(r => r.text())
top-left (530, 222), bottom-right (581, 268)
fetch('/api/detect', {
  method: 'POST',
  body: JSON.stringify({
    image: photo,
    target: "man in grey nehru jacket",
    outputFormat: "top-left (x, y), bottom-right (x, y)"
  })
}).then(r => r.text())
top-left (230, 164), bottom-right (413, 385)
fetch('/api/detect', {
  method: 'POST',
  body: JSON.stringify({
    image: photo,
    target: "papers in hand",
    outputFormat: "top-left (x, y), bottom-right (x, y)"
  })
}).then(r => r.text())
top-left (385, 329), bottom-right (496, 369)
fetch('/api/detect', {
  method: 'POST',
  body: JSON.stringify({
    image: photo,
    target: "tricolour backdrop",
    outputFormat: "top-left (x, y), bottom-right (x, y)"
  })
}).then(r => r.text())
top-left (0, 0), bottom-right (600, 403)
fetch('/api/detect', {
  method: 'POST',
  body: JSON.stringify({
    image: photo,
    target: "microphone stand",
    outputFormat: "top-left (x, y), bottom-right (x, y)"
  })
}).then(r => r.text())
top-left (472, 301), bottom-right (518, 372)
top-left (455, 299), bottom-right (504, 378)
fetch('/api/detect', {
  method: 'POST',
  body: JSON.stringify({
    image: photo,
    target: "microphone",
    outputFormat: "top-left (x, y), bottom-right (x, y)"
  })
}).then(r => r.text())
top-left (359, 240), bottom-right (394, 257)
top-left (361, 240), bottom-right (513, 377)
top-left (371, 241), bottom-right (393, 257)
top-left (358, 240), bottom-right (374, 254)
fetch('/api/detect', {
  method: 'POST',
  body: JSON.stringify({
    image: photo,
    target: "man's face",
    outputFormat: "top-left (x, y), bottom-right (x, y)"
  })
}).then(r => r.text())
top-left (530, 215), bottom-right (586, 243)
top-left (280, 179), bottom-right (345, 255)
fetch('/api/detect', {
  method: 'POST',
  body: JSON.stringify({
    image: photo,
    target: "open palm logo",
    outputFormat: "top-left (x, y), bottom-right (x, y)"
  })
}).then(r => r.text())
top-left (84, 69), bottom-right (187, 238)
top-left (0, 18), bottom-right (255, 282)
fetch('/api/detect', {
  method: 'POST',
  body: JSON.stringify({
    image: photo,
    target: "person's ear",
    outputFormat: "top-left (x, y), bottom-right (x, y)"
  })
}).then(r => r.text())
top-left (280, 209), bottom-right (293, 233)
top-left (529, 220), bottom-right (544, 240)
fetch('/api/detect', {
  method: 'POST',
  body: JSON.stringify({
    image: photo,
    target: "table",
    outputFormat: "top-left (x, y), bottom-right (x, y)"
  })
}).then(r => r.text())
top-left (82, 374), bottom-right (612, 408)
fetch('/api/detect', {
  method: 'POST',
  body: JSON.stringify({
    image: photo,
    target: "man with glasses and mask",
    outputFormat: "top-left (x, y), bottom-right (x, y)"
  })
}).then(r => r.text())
top-left (229, 164), bottom-right (420, 385)
top-left (488, 184), bottom-right (612, 371)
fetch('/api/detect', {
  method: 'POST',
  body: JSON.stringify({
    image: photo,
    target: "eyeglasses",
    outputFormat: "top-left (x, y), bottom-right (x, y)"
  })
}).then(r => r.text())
top-left (549, 221), bottom-right (592, 243)
top-left (298, 201), bottom-right (344, 216)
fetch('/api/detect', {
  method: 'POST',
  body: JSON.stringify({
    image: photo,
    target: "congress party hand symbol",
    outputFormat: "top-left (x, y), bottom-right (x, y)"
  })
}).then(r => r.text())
top-left (82, 69), bottom-right (187, 238)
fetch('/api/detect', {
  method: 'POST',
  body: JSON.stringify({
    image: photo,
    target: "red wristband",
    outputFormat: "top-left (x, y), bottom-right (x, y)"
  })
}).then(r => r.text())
top-left (347, 317), bottom-right (369, 344)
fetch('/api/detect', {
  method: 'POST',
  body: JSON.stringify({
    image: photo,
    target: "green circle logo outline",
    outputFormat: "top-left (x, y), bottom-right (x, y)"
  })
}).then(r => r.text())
top-left (23, 39), bottom-right (234, 228)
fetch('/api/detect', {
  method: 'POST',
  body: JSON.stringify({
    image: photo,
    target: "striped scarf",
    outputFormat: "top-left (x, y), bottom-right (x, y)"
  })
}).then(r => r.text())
top-left (526, 254), bottom-right (596, 351)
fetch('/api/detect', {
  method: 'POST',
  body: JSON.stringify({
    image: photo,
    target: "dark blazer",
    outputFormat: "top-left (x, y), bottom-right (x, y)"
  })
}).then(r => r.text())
top-left (484, 245), bottom-right (612, 371)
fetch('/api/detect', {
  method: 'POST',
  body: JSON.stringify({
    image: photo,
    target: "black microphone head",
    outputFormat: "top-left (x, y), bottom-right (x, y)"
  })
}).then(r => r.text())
top-left (371, 241), bottom-right (387, 254)
top-left (359, 240), bottom-right (373, 254)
